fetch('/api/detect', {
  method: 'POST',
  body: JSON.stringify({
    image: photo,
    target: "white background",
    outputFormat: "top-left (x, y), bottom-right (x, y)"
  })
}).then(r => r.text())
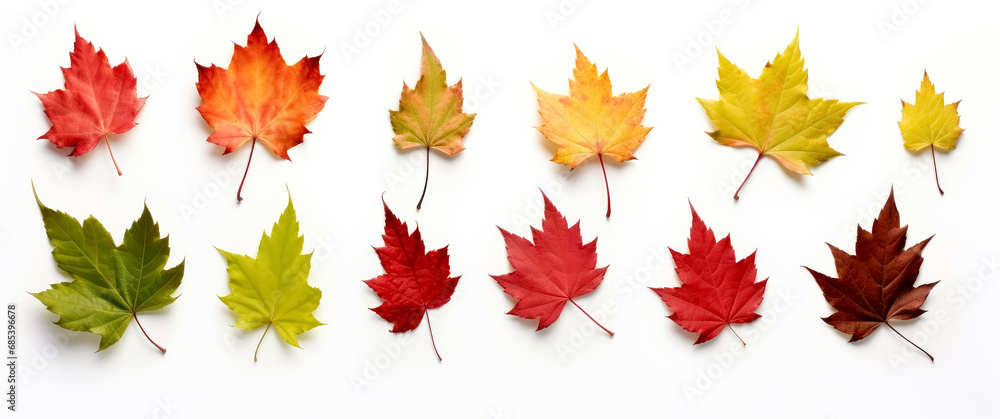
top-left (1, 0), bottom-right (997, 417)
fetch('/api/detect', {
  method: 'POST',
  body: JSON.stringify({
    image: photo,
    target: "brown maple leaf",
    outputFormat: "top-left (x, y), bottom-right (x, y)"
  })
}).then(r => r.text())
top-left (805, 189), bottom-right (938, 361)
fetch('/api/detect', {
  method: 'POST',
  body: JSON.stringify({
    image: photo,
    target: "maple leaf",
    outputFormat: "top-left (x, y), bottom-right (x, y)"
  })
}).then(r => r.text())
top-left (491, 191), bottom-right (613, 335)
top-left (35, 28), bottom-right (146, 176)
top-left (217, 194), bottom-right (323, 361)
top-left (389, 34), bottom-right (476, 210)
top-left (364, 197), bottom-right (460, 361)
top-left (805, 190), bottom-right (937, 361)
top-left (532, 46), bottom-right (651, 218)
top-left (697, 30), bottom-right (862, 200)
top-left (31, 184), bottom-right (183, 353)
top-left (650, 203), bottom-right (767, 345)
top-left (899, 71), bottom-right (964, 195)
top-left (196, 19), bottom-right (327, 202)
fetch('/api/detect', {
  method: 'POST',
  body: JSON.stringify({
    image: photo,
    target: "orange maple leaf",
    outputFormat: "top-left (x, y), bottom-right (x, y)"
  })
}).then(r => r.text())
top-left (532, 46), bottom-right (651, 217)
top-left (196, 19), bottom-right (327, 201)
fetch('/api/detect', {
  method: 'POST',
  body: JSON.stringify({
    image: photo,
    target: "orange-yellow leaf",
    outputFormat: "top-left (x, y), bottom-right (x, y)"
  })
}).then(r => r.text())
top-left (532, 46), bottom-right (652, 217)
top-left (195, 20), bottom-right (327, 160)
top-left (533, 46), bottom-right (651, 169)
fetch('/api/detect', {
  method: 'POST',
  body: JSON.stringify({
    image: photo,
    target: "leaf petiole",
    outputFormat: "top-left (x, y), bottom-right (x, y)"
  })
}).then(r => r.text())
top-left (886, 322), bottom-right (933, 362)
top-left (254, 322), bottom-right (271, 362)
top-left (237, 137), bottom-right (257, 202)
top-left (105, 135), bottom-right (122, 176)
top-left (132, 312), bottom-right (165, 354)
top-left (598, 154), bottom-right (611, 218)
top-left (734, 153), bottom-right (763, 201)
top-left (417, 147), bottom-right (430, 210)
top-left (727, 323), bottom-right (746, 346)
top-left (930, 145), bottom-right (944, 195)
top-left (569, 298), bottom-right (614, 337)
top-left (425, 311), bottom-right (442, 361)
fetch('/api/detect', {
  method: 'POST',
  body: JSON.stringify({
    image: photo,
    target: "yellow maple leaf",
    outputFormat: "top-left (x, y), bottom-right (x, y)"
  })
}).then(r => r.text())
top-left (389, 34), bottom-right (476, 209)
top-left (899, 71), bottom-right (964, 195)
top-left (533, 46), bottom-right (651, 217)
top-left (697, 31), bottom-right (861, 200)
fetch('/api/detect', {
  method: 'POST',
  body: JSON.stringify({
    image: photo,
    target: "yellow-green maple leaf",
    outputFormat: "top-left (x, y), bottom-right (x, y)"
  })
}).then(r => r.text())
top-left (697, 31), bottom-right (861, 199)
top-left (389, 34), bottom-right (475, 210)
top-left (532, 46), bottom-right (652, 217)
top-left (899, 71), bottom-right (963, 194)
top-left (218, 194), bottom-right (323, 361)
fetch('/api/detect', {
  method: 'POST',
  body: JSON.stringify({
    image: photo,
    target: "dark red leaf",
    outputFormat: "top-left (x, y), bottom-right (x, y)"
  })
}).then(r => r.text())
top-left (805, 189), bottom-right (938, 361)
top-left (365, 198), bottom-right (459, 360)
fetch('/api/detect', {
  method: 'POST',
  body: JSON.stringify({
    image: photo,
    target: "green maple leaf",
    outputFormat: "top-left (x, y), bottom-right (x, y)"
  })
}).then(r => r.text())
top-left (31, 185), bottom-right (184, 353)
top-left (218, 194), bottom-right (323, 361)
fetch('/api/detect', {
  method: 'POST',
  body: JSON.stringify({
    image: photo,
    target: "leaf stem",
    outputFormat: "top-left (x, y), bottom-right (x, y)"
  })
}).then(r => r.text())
top-left (254, 322), bottom-right (271, 362)
top-left (598, 153), bottom-right (611, 218)
top-left (734, 153), bottom-right (763, 201)
top-left (569, 298), bottom-right (614, 336)
top-left (425, 311), bottom-right (442, 361)
top-left (930, 145), bottom-right (944, 195)
top-left (132, 313), bottom-right (165, 354)
top-left (237, 137), bottom-right (257, 202)
top-left (727, 323), bottom-right (746, 346)
top-left (105, 135), bottom-right (122, 176)
top-left (416, 147), bottom-right (430, 210)
top-left (886, 322), bottom-right (933, 362)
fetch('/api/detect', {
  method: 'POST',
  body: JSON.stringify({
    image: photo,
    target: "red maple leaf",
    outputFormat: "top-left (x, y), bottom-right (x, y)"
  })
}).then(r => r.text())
top-left (35, 28), bottom-right (146, 176)
top-left (491, 192), bottom-right (613, 336)
top-left (650, 204), bottom-right (767, 344)
top-left (805, 189), bottom-right (937, 361)
top-left (364, 198), bottom-right (459, 361)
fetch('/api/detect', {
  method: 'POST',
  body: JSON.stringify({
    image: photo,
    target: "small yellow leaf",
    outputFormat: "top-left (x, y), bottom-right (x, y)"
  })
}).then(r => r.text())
top-left (899, 72), bottom-right (963, 151)
top-left (899, 71), bottom-right (963, 194)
